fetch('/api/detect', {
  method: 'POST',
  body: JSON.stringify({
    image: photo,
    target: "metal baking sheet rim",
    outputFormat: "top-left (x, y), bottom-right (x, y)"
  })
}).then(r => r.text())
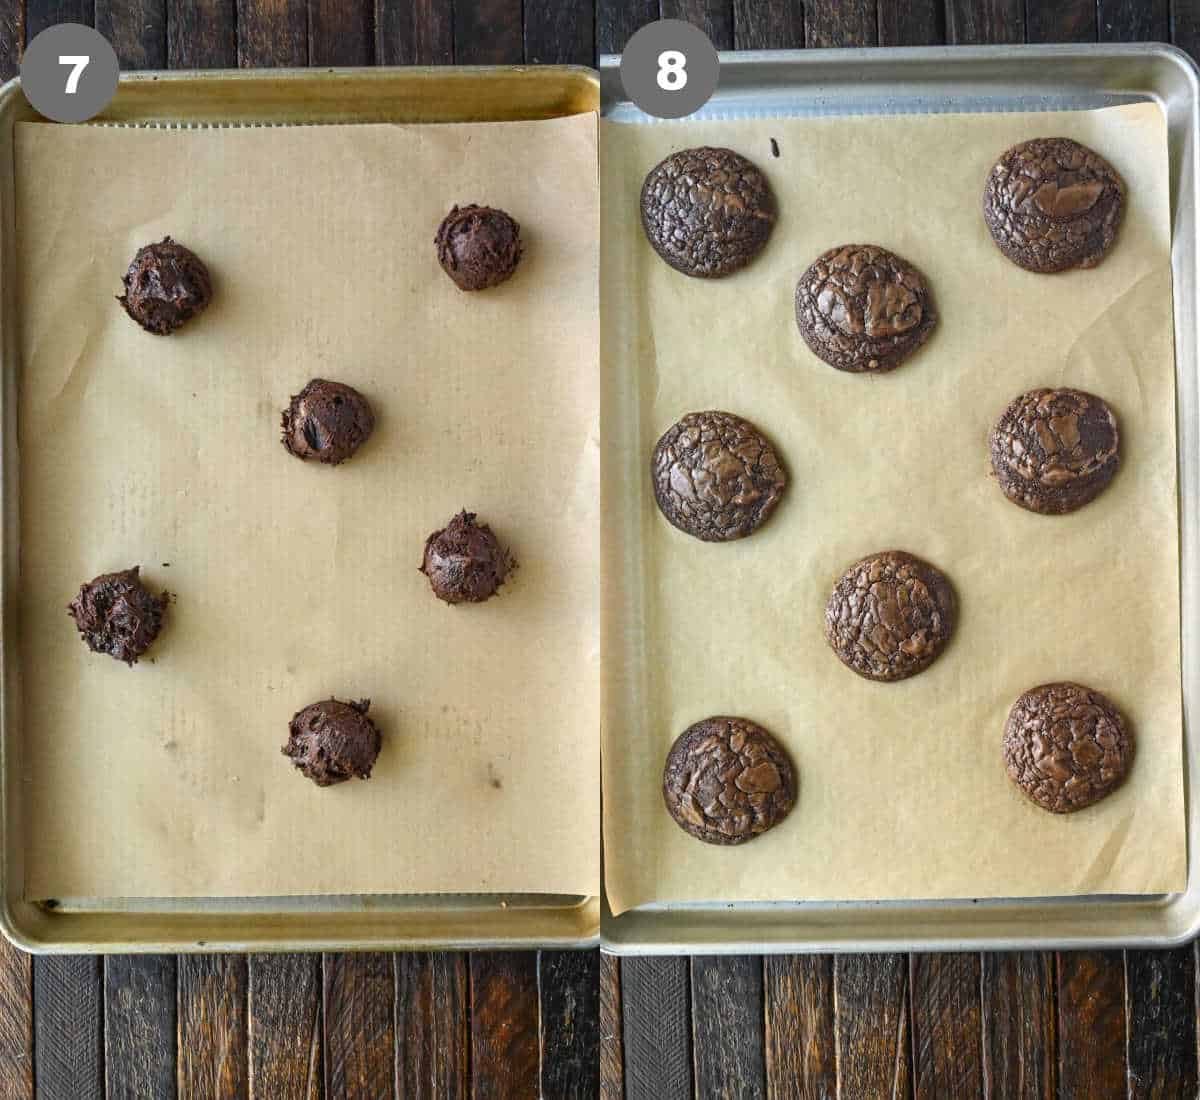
top-left (599, 43), bottom-right (1200, 954)
top-left (0, 65), bottom-right (601, 953)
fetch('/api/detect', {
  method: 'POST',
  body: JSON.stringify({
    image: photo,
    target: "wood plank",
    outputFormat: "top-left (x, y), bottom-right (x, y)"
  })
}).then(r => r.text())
top-left (1099, 0), bottom-right (1168, 42)
top-left (470, 952), bottom-right (539, 1100)
top-left (0, 937), bottom-right (31, 1100)
top-left (596, 0), bottom-right (658, 55)
top-left (600, 953), bottom-right (624, 1100)
top-left (375, 0), bottom-right (452, 65)
top-left (1024, 0), bottom-right (1096, 42)
top-left (453, 0), bottom-right (523, 64)
top-left (834, 954), bottom-right (911, 1100)
top-left (33, 955), bottom-right (103, 1100)
top-left (1056, 951), bottom-right (1126, 1100)
top-left (26, 0), bottom-right (90, 41)
top-left (661, 0), bottom-right (734, 49)
top-left (166, 0), bottom-right (237, 67)
top-left (691, 956), bottom-right (766, 1100)
top-left (1125, 948), bottom-right (1197, 1100)
top-left (910, 953), bottom-right (983, 1099)
top-left (394, 952), bottom-right (468, 1100)
top-left (877, 0), bottom-right (943, 45)
top-left (764, 955), bottom-right (836, 1100)
top-left (805, 0), bottom-right (877, 48)
top-left (178, 955), bottom-right (248, 1100)
top-left (96, 0), bottom-right (167, 69)
top-left (0, 0), bottom-right (19, 83)
top-left (309, 0), bottom-right (373, 65)
top-left (621, 956), bottom-right (693, 1100)
top-left (733, 0), bottom-right (804, 49)
top-left (980, 952), bottom-right (1054, 1100)
top-left (237, 0), bottom-right (307, 67)
top-left (540, 950), bottom-right (601, 1100)
top-left (104, 956), bottom-right (176, 1100)
top-left (945, 0), bottom-right (1023, 44)
top-left (524, 0), bottom-right (592, 65)
top-left (248, 954), bottom-right (322, 1100)
top-left (323, 953), bottom-right (394, 1100)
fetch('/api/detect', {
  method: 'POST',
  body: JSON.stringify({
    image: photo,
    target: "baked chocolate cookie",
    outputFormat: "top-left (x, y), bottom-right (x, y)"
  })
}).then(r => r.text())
top-left (283, 698), bottom-right (382, 787)
top-left (990, 387), bottom-right (1119, 515)
top-left (825, 551), bottom-right (956, 682)
top-left (118, 237), bottom-right (212, 335)
top-left (662, 716), bottom-right (795, 845)
top-left (420, 510), bottom-right (515, 605)
top-left (1003, 682), bottom-right (1133, 813)
top-left (983, 138), bottom-right (1126, 273)
top-left (435, 205), bottom-right (522, 291)
top-left (651, 411), bottom-right (786, 542)
top-left (68, 566), bottom-right (168, 665)
top-left (640, 147), bottom-right (776, 278)
top-left (795, 244), bottom-right (937, 374)
top-left (281, 379), bottom-right (375, 466)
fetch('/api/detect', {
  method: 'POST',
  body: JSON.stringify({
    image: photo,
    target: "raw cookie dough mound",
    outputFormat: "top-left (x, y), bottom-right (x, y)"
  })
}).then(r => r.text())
top-left (420, 510), bottom-right (515, 605)
top-left (825, 550), bottom-right (956, 682)
top-left (662, 716), bottom-right (796, 846)
top-left (1004, 682), bottom-right (1134, 813)
top-left (117, 237), bottom-right (212, 335)
top-left (435, 205), bottom-right (522, 291)
top-left (983, 137), bottom-right (1126, 273)
top-left (281, 378), bottom-right (375, 465)
top-left (990, 387), bottom-right (1120, 515)
top-left (640, 147), bottom-right (776, 278)
top-left (68, 566), bottom-right (168, 665)
top-left (794, 244), bottom-right (938, 374)
top-left (651, 411), bottom-right (787, 542)
top-left (283, 698), bottom-right (382, 787)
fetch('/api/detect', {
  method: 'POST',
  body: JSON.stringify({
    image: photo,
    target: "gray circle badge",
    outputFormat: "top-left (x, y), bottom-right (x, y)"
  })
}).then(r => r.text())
top-left (21, 24), bottom-right (119, 123)
top-left (620, 20), bottom-right (719, 120)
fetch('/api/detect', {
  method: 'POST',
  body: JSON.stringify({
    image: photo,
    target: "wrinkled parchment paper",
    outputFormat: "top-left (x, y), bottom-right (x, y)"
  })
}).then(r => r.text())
top-left (602, 104), bottom-right (1185, 915)
top-left (18, 114), bottom-right (599, 899)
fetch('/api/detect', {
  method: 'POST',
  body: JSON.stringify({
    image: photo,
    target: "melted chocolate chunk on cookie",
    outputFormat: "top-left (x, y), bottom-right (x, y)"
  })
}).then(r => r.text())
top-left (68, 566), bottom-right (168, 665)
top-left (283, 698), bottom-right (382, 787)
top-left (1004, 682), bottom-right (1133, 813)
top-left (662, 716), bottom-right (796, 845)
top-left (118, 237), bottom-right (212, 335)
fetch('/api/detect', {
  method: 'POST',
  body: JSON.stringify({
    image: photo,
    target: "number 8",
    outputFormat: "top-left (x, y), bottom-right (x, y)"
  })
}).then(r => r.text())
top-left (657, 50), bottom-right (688, 91)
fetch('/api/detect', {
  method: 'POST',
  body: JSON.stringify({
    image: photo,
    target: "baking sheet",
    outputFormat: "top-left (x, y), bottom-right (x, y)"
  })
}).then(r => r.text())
top-left (601, 103), bottom-right (1185, 916)
top-left (17, 113), bottom-right (599, 899)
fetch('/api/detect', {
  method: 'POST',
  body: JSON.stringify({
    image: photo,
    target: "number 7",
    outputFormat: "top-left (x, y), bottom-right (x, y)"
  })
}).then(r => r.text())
top-left (58, 55), bottom-right (89, 94)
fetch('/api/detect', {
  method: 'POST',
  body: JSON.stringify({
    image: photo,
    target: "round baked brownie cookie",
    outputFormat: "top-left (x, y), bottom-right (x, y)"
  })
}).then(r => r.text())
top-left (420, 510), bottom-right (515, 605)
top-left (990, 387), bottom-right (1119, 515)
top-left (794, 244), bottom-right (937, 374)
top-left (1003, 682), bottom-right (1133, 813)
top-left (118, 237), bottom-right (212, 335)
top-left (825, 551), bottom-right (956, 682)
top-left (68, 566), bottom-right (168, 665)
top-left (640, 147), bottom-right (776, 278)
top-left (283, 698), bottom-right (382, 787)
top-left (983, 138), bottom-right (1126, 273)
top-left (651, 411), bottom-right (786, 542)
top-left (281, 379), bottom-right (375, 465)
top-left (435, 205), bottom-right (522, 291)
top-left (662, 716), bottom-right (795, 846)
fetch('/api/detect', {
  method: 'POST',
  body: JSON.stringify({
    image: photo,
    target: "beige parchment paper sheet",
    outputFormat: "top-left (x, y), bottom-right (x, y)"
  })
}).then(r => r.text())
top-left (601, 103), bottom-right (1186, 915)
top-left (18, 114), bottom-right (599, 898)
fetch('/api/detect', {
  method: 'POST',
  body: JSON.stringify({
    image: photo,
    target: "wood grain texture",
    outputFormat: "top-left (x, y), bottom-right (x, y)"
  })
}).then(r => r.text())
top-left (661, 0), bottom-right (734, 48)
top-left (96, 0), bottom-right (167, 68)
top-left (1125, 948), bottom-right (1197, 1100)
top-left (805, 0), bottom-right (877, 46)
top-left (375, 0), bottom-right (452, 65)
top-left (1056, 951), bottom-right (1126, 1100)
top-left (1024, 0), bottom-right (1096, 42)
top-left (980, 952), bottom-right (1055, 1100)
top-left (0, 0), bottom-right (19, 83)
top-left (691, 956), bottom-right (766, 1100)
top-left (621, 956), bottom-right (693, 1100)
top-left (323, 954), bottom-right (394, 1100)
top-left (309, 0), bottom-right (373, 64)
top-left (237, 0), bottom-right (306, 66)
top-left (0, 937), bottom-right (32, 1100)
top-left (104, 956), bottom-right (176, 1100)
top-left (945, 0), bottom-right (1023, 43)
top-left (25, 0), bottom-right (90, 40)
top-left (1174, 0), bottom-right (1200, 61)
top-left (833, 954), bottom-right (911, 1100)
top-left (764, 955), bottom-right (836, 1100)
top-left (394, 952), bottom-right (468, 1100)
top-left (167, 0), bottom-right (237, 66)
top-left (34, 955), bottom-right (103, 1100)
top-left (471, 952), bottom-right (540, 1100)
top-left (248, 954), bottom-right (322, 1100)
top-left (524, 0), bottom-right (593, 64)
top-left (453, 0), bottom-right (524, 63)
top-left (910, 953), bottom-right (983, 1099)
top-left (733, 0), bottom-right (803, 49)
top-left (596, 0), bottom-right (658, 54)
top-left (540, 950), bottom-right (601, 1100)
top-left (178, 955), bottom-right (248, 1100)
top-left (877, 0), bottom-right (943, 45)
top-left (600, 953), bottom-right (624, 1100)
top-left (1099, 0), bottom-right (1169, 41)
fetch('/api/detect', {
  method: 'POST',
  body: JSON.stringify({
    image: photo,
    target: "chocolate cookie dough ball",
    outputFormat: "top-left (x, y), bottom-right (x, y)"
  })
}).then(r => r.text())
top-left (983, 138), bottom-right (1126, 273)
top-left (435, 205), bottom-right (522, 291)
top-left (662, 716), bottom-right (795, 845)
top-left (281, 379), bottom-right (375, 466)
top-left (640, 147), bottom-right (776, 278)
top-left (1004, 682), bottom-right (1133, 813)
top-left (795, 244), bottom-right (938, 374)
top-left (651, 411), bottom-right (787, 542)
top-left (68, 566), bottom-right (168, 665)
top-left (825, 551), bottom-right (956, 682)
top-left (117, 237), bottom-right (212, 335)
top-left (990, 387), bottom-right (1120, 515)
top-left (283, 698), bottom-right (382, 787)
top-left (420, 510), bottom-right (515, 605)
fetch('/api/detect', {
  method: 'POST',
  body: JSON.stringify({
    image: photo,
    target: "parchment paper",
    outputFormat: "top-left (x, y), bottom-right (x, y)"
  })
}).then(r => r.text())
top-left (601, 103), bottom-right (1185, 915)
top-left (18, 114), bottom-right (599, 899)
